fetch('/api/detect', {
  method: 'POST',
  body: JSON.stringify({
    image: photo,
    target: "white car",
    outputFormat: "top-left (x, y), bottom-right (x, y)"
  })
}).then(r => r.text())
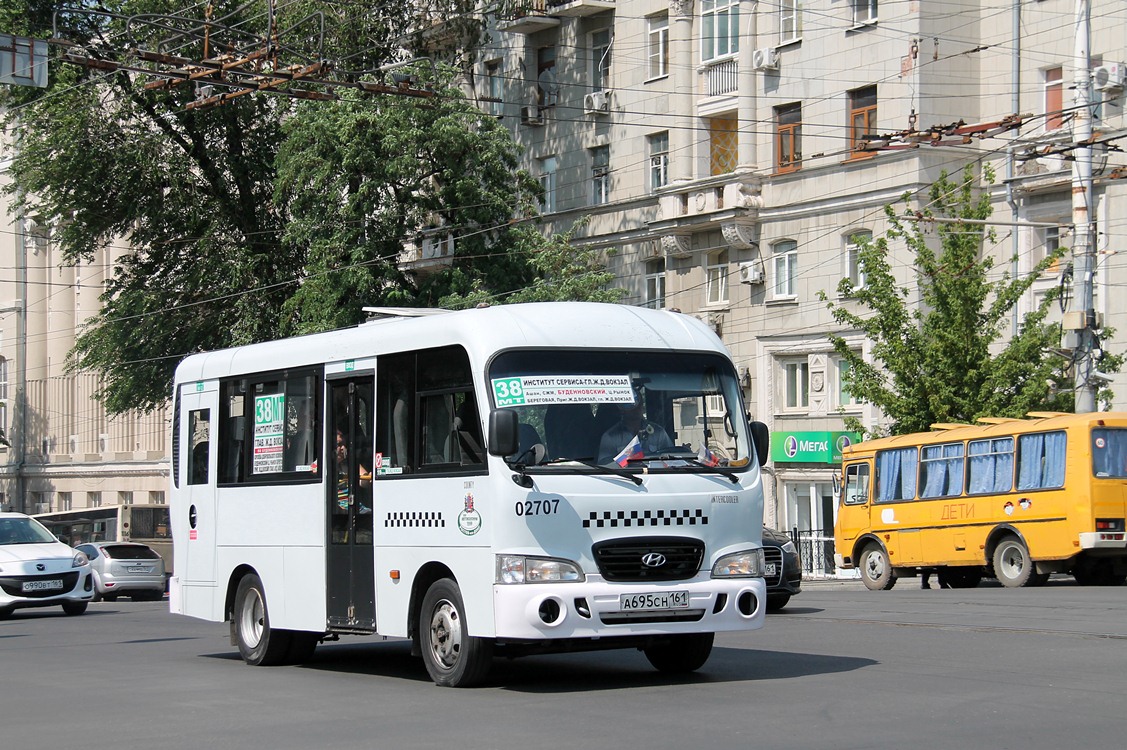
top-left (0, 512), bottom-right (94, 618)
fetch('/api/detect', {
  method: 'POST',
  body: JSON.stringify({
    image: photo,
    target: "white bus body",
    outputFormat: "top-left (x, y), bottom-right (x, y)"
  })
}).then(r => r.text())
top-left (169, 302), bottom-right (768, 686)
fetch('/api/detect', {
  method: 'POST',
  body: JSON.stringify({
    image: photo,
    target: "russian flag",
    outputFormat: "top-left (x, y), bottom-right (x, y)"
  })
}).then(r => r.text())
top-left (697, 444), bottom-right (721, 467)
top-left (613, 435), bottom-right (644, 467)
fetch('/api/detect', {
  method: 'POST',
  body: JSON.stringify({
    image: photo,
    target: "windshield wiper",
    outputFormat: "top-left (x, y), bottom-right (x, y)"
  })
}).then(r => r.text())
top-left (647, 453), bottom-right (740, 484)
top-left (536, 456), bottom-right (644, 486)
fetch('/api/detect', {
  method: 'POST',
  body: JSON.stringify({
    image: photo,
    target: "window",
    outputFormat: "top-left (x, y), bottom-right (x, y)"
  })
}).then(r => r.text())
top-left (590, 28), bottom-right (611, 91)
top-left (539, 156), bottom-right (558, 213)
top-left (648, 14), bottom-right (669, 79)
top-left (60, 492), bottom-right (72, 512)
top-left (710, 116), bottom-right (738, 175)
top-left (843, 463), bottom-right (871, 505)
top-left (852, 0), bottom-right (878, 25)
top-left (483, 60), bottom-right (503, 117)
top-left (1016, 432), bottom-right (1066, 490)
top-left (705, 250), bottom-right (729, 305)
top-left (784, 360), bottom-right (809, 409)
top-left (219, 368), bottom-right (322, 484)
top-left (848, 85), bottom-right (878, 157)
top-left (188, 409), bottom-right (211, 485)
top-left (591, 146), bottom-right (610, 205)
top-left (90, 492), bottom-right (102, 508)
top-left (649, 131), bottom-right (669, 191)
top-left (773, 240), bottom-right (798, 298)
top-left (846, 230), bottom-right (871, 290)
top-left (775, 103), bottom-right (801, 173)
top-left (375, 346), bottom-right (484, 476)
top-left (0, 355), bottom-right (7, 449)
top-left (1044, 67), bottom-right (1063, 131)
top-left (836, 358), bottom-right (860, 408)
top-left (919, 443), bottom-right (965, 498)
top-left (645, 260), bottom-right (666, 309)
top-left (1033, 222), bottom-right (1065, 274)
top-left (537, 46), bottom-right (558, 107)
top-left (701, 0), bottom-right (740, 62)
top-left (967, 437), bottom-right (1015, 494)
top-left (876, 447), bottom-right (918, 502)
top-left (1092, 428), bottom-right (1127, 478)
top-left (780, 0), bottom-right (801, 44)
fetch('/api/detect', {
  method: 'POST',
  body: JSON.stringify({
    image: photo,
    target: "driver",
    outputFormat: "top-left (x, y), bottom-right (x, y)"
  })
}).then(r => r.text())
top-left (597, 399), bottom-right (672, 464)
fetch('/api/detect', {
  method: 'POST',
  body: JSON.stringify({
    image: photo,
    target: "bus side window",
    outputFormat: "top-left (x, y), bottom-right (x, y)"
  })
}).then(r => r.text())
top-left (844, 464), bottom-right (870, 505)
top-left (188, 409), bottom-right (210, 486)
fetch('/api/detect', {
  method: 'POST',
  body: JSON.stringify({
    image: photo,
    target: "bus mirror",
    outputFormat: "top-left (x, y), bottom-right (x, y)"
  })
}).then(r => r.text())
top-left (749, 420), bottom-right (769, 467)
top-left (488, 409), bottom-right (520, 457)
top-left (832, 472), bottom-right (841, 497)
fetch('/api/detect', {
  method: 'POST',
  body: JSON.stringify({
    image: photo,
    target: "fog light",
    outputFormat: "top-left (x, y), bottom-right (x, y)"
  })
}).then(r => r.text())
top-left (737, 591), bottom-right (758, 617)
top-left (537, 597), bottom-right (564, 625)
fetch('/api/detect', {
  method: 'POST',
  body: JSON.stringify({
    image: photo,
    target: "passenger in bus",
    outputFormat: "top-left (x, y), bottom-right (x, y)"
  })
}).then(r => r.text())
top-left (597, 400), bottom-right (673, 464)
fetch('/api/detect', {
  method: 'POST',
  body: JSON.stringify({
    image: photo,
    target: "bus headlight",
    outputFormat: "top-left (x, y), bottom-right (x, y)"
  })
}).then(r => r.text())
top-left (711, 549), bottom-right (764, 578)
top-left (496, 555), bottom-right (584, 584)
top-left (72, 551), bottom-right (89, 568)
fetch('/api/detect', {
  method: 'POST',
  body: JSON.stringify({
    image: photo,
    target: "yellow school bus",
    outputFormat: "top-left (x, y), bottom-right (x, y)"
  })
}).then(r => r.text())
top-left (834, 412), bottom-right (1127, 589)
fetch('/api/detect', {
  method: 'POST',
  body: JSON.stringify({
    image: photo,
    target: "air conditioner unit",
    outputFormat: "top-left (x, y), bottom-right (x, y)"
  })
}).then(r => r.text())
top-left (751, 47), bottom-right (779, 72)
top-left (738, 261), bottom-right (764, 285)
top-left (520, 105), bottom-right (545, 126)
top-left (583, 90), bottom-right (611, 115)
top-left (1093, 63), bottom-right (1125, 92)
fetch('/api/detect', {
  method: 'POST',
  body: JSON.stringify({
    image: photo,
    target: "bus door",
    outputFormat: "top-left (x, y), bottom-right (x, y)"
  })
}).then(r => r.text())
top-left (178, 383), bottom-right (219, 584)
top-left (326, 377), bottom-right (376, 630)
top-left (838, 461), bottom-right (872, 557)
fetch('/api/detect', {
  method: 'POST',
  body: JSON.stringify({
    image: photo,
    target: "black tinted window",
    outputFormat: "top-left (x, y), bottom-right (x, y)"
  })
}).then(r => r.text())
top-left (102, 545), bottom-right (161, 560)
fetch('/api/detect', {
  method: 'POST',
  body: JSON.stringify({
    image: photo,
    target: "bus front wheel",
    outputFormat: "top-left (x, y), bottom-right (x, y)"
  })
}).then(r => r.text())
top-left (419, 578), bottom-right (493, 687)
top-left (643, 632), bottom-right (715, 673)
top-left (992, 537), bottom-right (1034, 588)
top-left (859, 544), bottom-right (897, 591)
top-left (233, 573), bottom-right (292, 666)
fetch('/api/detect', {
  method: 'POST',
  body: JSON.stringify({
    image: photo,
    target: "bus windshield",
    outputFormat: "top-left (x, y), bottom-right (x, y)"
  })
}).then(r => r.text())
top-left (1092, 428), bottom-right (1127, 478)
top-left (489, 349), bottom-right (752, 470)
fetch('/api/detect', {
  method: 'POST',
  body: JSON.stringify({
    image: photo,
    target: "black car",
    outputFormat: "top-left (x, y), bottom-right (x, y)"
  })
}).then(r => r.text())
top-left (762, 526), bottom-right (802, 611)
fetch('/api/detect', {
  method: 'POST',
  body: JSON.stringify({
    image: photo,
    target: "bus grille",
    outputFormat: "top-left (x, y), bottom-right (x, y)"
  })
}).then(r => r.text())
top-left (763, 547), bottom-right (783, 587)
top-left (592, 537), bottom-right (704, 582)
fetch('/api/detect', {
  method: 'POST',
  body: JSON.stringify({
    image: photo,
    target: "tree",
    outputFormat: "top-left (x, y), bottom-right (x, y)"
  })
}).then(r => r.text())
top-left (0, 1), bottom-right (560, 412)
top-left (820, 165), bottom-right (1120, 436)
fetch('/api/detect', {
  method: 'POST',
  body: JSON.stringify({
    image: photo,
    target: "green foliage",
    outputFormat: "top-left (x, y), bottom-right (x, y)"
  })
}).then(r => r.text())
top-left (819, 165), bottom-right (1113, 436)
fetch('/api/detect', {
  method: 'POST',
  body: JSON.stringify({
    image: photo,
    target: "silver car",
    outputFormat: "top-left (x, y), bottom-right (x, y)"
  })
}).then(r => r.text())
top-left (75, 542), bottom-right (166, 601)
top-left (0, 512), bottom-right (94, 618)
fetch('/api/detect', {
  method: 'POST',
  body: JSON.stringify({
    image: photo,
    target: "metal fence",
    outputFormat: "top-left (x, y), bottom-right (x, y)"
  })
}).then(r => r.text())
top-left (790, 527), bottom-right (837, 578)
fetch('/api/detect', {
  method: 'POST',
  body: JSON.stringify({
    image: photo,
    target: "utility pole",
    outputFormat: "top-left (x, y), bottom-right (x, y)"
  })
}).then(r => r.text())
top-left (1068, 0), bottom-right (1098, 412)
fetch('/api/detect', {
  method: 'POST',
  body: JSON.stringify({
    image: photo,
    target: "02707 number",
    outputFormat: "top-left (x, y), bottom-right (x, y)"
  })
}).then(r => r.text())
top-left (515, 498), bottom-right (560, 516)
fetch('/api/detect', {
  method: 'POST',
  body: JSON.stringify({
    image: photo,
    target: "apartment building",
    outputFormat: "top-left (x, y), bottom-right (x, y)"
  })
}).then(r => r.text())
top-left (450, 0), bottom-right (1127, 555)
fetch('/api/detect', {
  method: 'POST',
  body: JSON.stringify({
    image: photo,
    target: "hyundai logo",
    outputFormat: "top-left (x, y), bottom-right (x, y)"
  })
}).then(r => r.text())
top-left (641, 552), bottom-right (667, 568)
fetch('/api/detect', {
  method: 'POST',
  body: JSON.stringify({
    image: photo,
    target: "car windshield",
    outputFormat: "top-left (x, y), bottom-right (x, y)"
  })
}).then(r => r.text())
top-left (489, 349), bottom-right (753, 472)
top-left (0, 517), bottom-right (60, 545)
top-left (101, 545), bottom-right (161, 560)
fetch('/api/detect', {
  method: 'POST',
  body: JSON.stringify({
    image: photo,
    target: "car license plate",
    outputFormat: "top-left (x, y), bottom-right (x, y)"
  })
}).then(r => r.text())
top-left (764, 562), bottom-right (777, 576)
top-left (22, 579), bottom-right (64, 592)
top-left (127, 566), bottom-right (150, 573)
top-left (619, 591), bottom-right (690, 611)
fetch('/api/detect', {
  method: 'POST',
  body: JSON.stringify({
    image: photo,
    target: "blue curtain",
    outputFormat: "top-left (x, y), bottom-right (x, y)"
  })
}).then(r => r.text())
top-left (877, 450), bottom-right (900, 502)
top-left (992, 438), bottom-right (1014, 492)
top-left (1017, 432), bottom-right (1067, 490)
top-left (921, 446), bottom-right (947, 498)
top-left (899, 448), bottom-right (918, 499)
top-left (944, 443), bottom-right (965, 494)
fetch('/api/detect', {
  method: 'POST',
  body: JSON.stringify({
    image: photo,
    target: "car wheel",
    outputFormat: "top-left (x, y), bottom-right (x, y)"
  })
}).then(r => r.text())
top-left (419, 578), bottom-right (493, 687)
top-left (233, 573), bottom-right (291, 666)
top-left (859, 543), bottom-right (897, 591)
top-left (643, 633), bottom-right (715, 673)
top-left (992, 536), bottom-right (1034, 587)
top-left (62, 601), bottom-right (88, 616)
top-left (766, 593), bottom-right (791, 612)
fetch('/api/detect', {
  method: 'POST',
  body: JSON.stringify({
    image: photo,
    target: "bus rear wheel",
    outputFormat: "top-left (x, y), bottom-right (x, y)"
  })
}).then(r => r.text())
top-left (233, 573), bottom-right (292, 666)
top-left (859, 544), bottom-right (896, 590)
top-left (992, 537), bottom-right (1035, 588)
top-left (643, 632), bottom-right (715, 673)
top-left (419, 578), bottom-right (493, 687)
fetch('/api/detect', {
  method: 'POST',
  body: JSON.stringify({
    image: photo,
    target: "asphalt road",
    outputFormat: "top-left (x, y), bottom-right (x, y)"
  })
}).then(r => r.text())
top-left (3, 578), bottom-right (1124, 750)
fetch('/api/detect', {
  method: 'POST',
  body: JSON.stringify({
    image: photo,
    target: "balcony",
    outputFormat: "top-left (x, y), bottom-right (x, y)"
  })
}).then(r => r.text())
top-left (647, 173), bottom-right (763, 256)
top-left (701, 57), bottom-right (739, 98)
top-left (399, 230), bottom-right (455, 276)
top-left (498, 0), bottom-right (614, 34)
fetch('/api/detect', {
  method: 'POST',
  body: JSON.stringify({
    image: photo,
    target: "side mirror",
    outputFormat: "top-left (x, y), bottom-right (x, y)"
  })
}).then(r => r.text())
top-left (487, 409), bottom-right (520, 457)
top-left (749, 420), bottom-right (769, 468)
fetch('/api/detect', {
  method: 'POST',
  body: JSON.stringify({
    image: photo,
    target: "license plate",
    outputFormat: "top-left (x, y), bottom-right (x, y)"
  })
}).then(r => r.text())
top-left (22, 579), bottom-right (63, 592)
top-left (764, 562), bottom-right (778, 576)
top-left (619, 591), bottom-right (690, 611)
top-left (127, 566), bottom-right (150, 573)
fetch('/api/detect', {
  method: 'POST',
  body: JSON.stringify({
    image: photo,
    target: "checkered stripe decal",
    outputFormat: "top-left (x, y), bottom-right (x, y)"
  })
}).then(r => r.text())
top-left (582, 509), bottom-right (707, 528)
top-left (385, 511), bottom-right (445, 528)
